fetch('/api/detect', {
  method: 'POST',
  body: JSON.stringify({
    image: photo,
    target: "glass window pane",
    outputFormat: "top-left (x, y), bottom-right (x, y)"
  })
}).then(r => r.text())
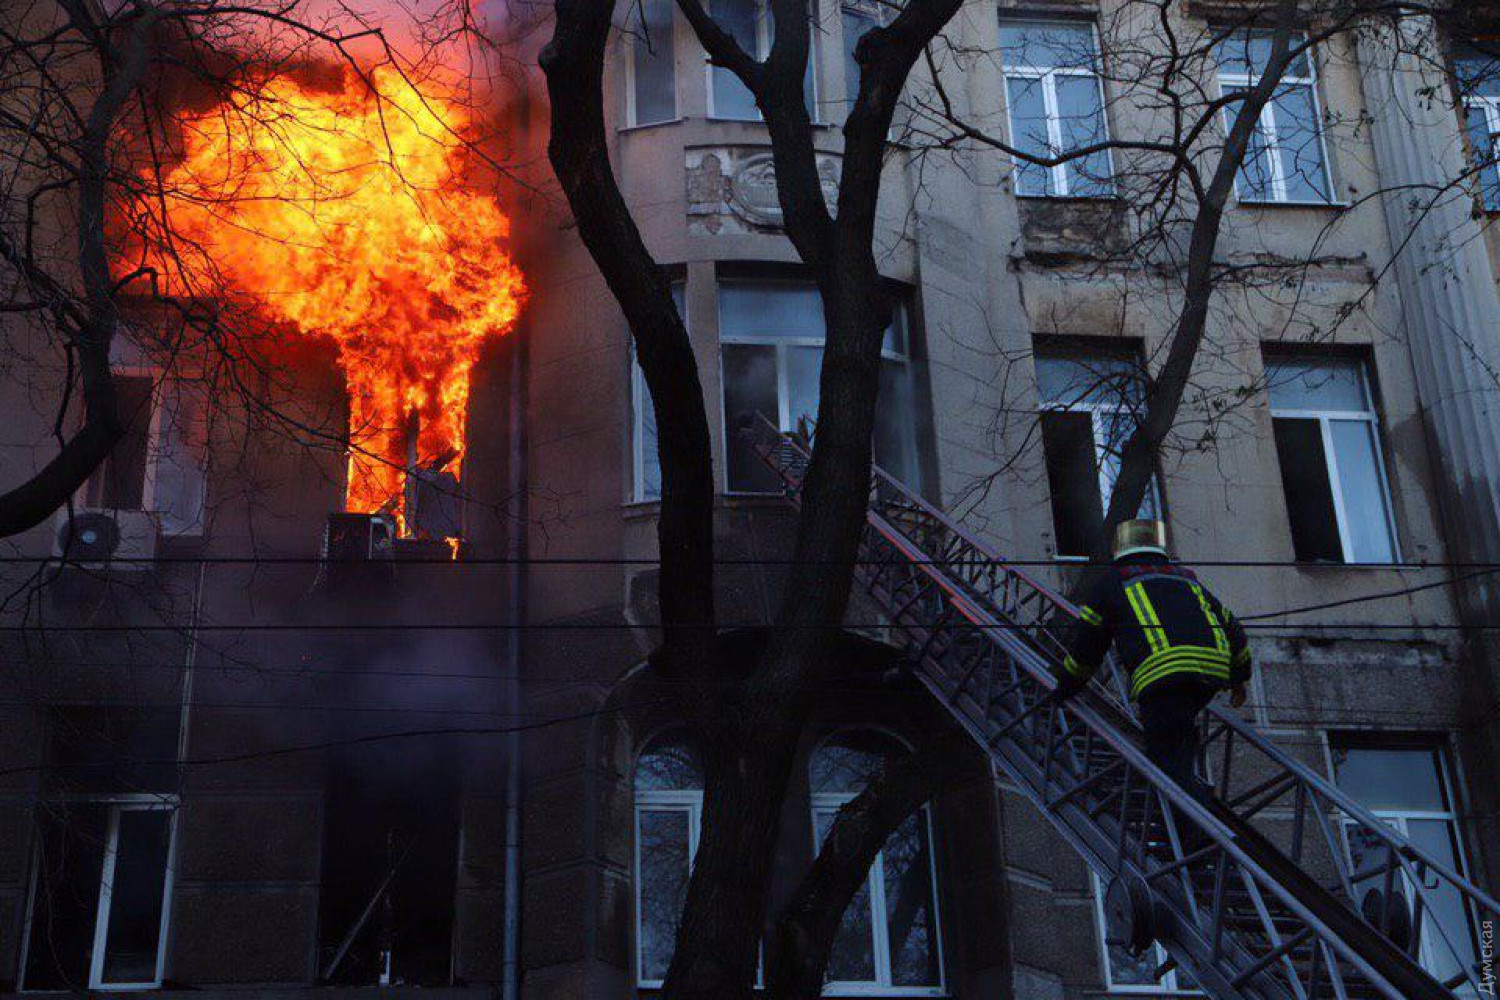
top-left (1004, 75), bottom-right (1052, 197)
top-left (723, 344), bottom-right (781, 491)
top-left (1096, 408), bottom-right (1156, 520)
top-left (786, 345), bottom-right (822, 433)
top-left (153, 382), bottom-right (208, 535)
top-left (1406, 819), bottom-right (1478, 983)
top-left (875, 358), bottom-right (917, 487)
top-left (882, 813), bottom-right (940, 986)
top-left (712, 0), bottom-right (761, 119)
top-left (815, 810), bottom-right (877, 983)
top-left (1226, 100), bottom-right (1277, 201)
top-left (637, 367), bottom-right (661, 500)
top-left (637, 734), bottom-right (706, 791)
top-left (100, 809), bottom-right (172, 984)
top-left (842, 6), bottom-right (877, 107)
top-left (638, 809), bottom-right (692, 982)
top-left (1453, 43), bottom-right (1500, 99)
top-left (631, 0), bottom-right (677, 125)
top-left (1036, 354), bottom-right (1142, 408)
top-left (1054, 74), bottom-right (1112, 196)
top-left (1265, 357), bottom-right (1370, 412)
top-left (1272, 417), bottom-right (1343, 562)
top-left (1328, 419), bottom-right (1396, 563)
top-left (1271, 84), bottom-right (1329, 202)
top-left (810, 732), bottom-right (901, 794)
top-left (633, 285), bottom-right (682, 502)
top-left (1041, 410), bottom-right (1103, 557)
top-left (719, 283), bottom-right (825, 341)
top-left (999, 21), bottom-right (1097, 73)
top-left (1218, 30), bottom-right (1310, 79)
top-left (1332, 746), bottom-right (1448, 812)
top-left (1464, 105), bottom-right (1500, 210)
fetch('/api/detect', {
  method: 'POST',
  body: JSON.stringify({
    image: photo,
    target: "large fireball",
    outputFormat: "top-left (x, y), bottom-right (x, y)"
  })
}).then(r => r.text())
top-left (150, 65), bottom-right (526, 527)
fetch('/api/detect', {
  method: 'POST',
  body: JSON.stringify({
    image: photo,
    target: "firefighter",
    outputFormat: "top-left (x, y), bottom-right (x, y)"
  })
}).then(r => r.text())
top-left (1052, 519), bottom-right (1251, 803)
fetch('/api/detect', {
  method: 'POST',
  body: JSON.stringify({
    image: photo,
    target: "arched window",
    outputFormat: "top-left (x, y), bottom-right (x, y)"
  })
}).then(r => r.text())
top-left (809, 731), bottom-right (944, 995)
top-left (634, 732), bottom-right (704, 987)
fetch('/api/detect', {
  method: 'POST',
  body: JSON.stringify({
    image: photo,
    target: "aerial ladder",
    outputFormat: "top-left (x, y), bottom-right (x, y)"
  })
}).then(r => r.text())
top-left (749, 418), bottom-right (1498, 1000)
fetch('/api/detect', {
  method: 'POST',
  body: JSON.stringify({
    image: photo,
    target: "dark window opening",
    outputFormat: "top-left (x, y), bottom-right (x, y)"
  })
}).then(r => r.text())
top-left (24, 805), bottom-right (108, 990)
top-left (1272, 417), bottom-right (1342, 562)
top-left (319, 744), bottom-right (460, 987)
top-left (23, 803), bottom-right (174, 990)
top-left (1041, 410), bottom-right (1103, 557)
top-left (722, 343), bottom-right (782, 493)
top-left (90, 375), bottom-right (156, 510)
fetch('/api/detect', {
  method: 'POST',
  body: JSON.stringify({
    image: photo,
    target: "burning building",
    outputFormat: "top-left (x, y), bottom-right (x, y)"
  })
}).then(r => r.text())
top-left (1, 3), bottom-right (1498, 1000)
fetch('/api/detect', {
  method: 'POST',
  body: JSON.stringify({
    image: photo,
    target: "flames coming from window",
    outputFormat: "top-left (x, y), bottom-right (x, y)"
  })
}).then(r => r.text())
top-left (143, 66), bottom-right (526, 532)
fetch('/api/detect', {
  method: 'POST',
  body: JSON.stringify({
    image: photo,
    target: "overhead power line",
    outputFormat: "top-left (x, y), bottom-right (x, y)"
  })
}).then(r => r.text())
top-left (1, 554), bottom-right (1498, 568)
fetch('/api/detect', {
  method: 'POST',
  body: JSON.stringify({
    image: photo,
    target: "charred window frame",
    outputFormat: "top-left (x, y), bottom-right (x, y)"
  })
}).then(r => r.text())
top-left (705, 0), bottom-right (820, 121)
top-left (81, 337), bottom-right (210, 537)
top-left (623, 0), bottom-right (679, 127)
top-left (1034, 346), bottom-right (1161, 559)
top-left (1263, 352), bottom-right (1400, 565)
top-left (629, 281), bottom-right (685, 504)
top-left (808, 731), bottom-right (944, 996)
top-left (1328, 738), bottom-right (1480, 986)
top-left (1215, 29), bottom-right (1335, 205)
top-left (1453, 42), bottom-right (1500, 211)
top-left (998, 18), bottom-right (1116, 198)
top-left (717, 278), bottom-right (919, 495)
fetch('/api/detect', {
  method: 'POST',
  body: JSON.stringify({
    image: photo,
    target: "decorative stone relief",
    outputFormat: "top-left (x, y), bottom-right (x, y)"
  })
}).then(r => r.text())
top-left (686, 146), bottom-right (840, 235)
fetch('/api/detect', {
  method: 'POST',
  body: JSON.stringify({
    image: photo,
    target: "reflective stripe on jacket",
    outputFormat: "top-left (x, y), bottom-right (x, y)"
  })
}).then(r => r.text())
top-left (1059, 555), bottom-right (1252, 701)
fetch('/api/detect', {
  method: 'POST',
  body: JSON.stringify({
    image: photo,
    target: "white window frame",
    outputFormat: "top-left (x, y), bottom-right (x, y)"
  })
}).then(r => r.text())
top-left (1089, 872), bottom-right (1198, 994)
top-left (81, 362), bottom-right (208, 537)
top-left (631, 359), bottom-right (659, 503)
top-left (1464, 96), bottom-right (1500, 208)
top-left (1036, 353), bottom-right (1161, 559)
top-left (809, 792), bottom-right (945, 997)
top-left (85, 366), bottom-right (164, 514)
top-left (633, 788), bottom-right (703, 988)
top-left (622, 0), bottom-right (679, 127)
top-left (705, 0), bottom-right (819, 122)
top-left (838, 0), bottom-right (889, 109)
top-left (1265, 359), bottom-right (1401, 565)
top-left (19, 795), bottom-right (179, 992)
top-left (1217, 34), bottom-right (1335, 205)
top-left (717, 280), bottom-right (911, 495)
top-left (629, 282), bottom-right (684, 504)
top-left (1330, 745), bottom-right (1480, 987)
top-left (999, 19), bottom-right (1116, 198)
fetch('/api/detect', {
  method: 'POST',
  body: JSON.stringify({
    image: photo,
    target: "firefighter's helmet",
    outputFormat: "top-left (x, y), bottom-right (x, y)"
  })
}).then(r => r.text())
top-left (1112, 519), bottom-right (1168, 560)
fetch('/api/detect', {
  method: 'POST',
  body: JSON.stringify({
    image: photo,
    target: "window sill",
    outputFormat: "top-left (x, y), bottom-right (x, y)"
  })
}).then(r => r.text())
top-left (822, 988), bottom-right (947, 997)
top-left (619, 117), bottom-right (685, 134)
top-left (1016, 192), bottom-right (1121, 204)
top-left (1289, 559), bottom-right (1407, 571)
top-left (1235, 197), bottom-right (1349, 210)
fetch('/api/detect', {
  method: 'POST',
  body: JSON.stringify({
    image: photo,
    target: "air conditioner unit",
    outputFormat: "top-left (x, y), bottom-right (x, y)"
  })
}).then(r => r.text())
top-left (52, 508), bottom-right (158, 569)
top-left (323, 512), bottom-right (396, 563)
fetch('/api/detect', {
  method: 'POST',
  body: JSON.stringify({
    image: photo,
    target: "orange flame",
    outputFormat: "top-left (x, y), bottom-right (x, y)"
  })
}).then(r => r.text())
top-left (148, 66), bottom-right (526, 529)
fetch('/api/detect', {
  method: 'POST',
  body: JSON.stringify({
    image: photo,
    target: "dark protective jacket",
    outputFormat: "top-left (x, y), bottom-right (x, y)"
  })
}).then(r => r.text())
top-left (1057, 553), bottom-right (1251, 701)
